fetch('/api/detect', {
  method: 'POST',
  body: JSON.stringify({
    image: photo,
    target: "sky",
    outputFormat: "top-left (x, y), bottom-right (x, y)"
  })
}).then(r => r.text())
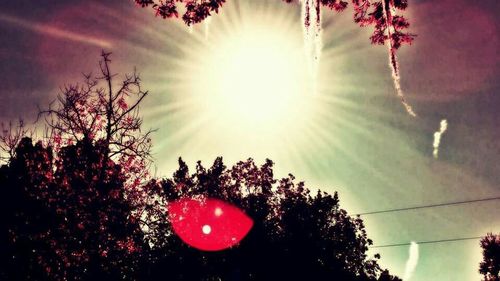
top-left (0, 0), bottom-right (499, 280)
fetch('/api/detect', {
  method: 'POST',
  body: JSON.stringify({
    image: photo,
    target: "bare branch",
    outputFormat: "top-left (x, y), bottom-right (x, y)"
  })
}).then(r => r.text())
top-left (37, 51), bottom-right (155, 197)
top-left (0, 119), bottom-right (32, 161)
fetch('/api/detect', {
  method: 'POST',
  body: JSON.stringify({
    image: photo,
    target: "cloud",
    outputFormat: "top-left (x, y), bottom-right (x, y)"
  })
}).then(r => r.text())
top-left (0, 13), bottom-right (111, 48)
top-left (433, 119), bottom-right (448, 158)
top-left (403, 241), bottom-right (419, 280)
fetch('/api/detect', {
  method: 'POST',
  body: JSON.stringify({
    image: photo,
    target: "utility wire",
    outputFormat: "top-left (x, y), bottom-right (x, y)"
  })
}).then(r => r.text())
top-left (355, 196), bottom-right (500, 216)
top-left (371, 236), bottom-right (483, 249)
top-left (357, 197), bottom-right (499, 249)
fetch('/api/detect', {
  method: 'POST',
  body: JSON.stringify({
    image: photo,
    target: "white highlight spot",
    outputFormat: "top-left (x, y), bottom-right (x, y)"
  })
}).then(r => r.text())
top-left (433, 119), bottom-right (448, 158)
top-left (202, 225), bottom-right (212, 235)
top-left (214, 207), bottom-right (223, 217)
top-left (403, 242), bottom-right (419, 280)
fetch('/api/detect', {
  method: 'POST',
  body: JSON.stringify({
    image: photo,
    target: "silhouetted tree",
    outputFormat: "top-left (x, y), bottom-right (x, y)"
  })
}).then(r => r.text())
top-left (39, 51), bottom-right (154, 194)
top-left (480, 233), bottom-right (500, 281)
top-left (0, 139), bottom-right (55, 281)
top-left (0, 54), bottom-right (154, 281)
top-left (140, 157), bottom-right (400, 281)
top-left (0, 138), bottom-right (146, 281)
top-left (0, 119), bottom-right (32, 162)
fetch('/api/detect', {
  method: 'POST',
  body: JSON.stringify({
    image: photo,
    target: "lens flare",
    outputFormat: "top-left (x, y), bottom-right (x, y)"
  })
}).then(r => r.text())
top-left (168, 198), bottom-right (254, 251)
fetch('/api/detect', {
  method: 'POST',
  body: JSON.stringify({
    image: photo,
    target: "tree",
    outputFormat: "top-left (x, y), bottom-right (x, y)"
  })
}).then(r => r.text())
top-left (140, 157), bottom-right (400, 281)
top-left (480, 233), bottom-right (500, 281)
top-left (39, 51), bottom-right (154, 194)
top-left (0, 139), bottom-right (55, 281)
top-left (0, 54), bottom-right (154, 281)
top-left (0, 119), bottom-right (31, 162)
top-left (0, 138), bottom-right (146, 281)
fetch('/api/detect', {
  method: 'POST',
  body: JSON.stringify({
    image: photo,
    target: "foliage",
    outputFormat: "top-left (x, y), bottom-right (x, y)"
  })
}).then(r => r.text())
top-left (0, 138), bottom-right (145, 281)
top-left (134, 0), bottom-right (225, 25)
top-left (0, 146), bottom-right (401, 280)
top-left (0, 54), bottom-right (154, 281)
top-left (480, 233), bottom-right (500, 281)
top-left (139, 157), bottom-right (401, 280)
top-left (133, 0), bottom-right (414, 49)
top-left (352, 0), bottom-right (414, 49)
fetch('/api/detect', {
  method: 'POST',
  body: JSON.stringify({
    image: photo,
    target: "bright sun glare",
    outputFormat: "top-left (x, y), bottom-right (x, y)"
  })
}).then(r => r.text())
top-left (190, 21), bottom-right (315, 136)
top-left (154, 2), bottom-right (332, 166)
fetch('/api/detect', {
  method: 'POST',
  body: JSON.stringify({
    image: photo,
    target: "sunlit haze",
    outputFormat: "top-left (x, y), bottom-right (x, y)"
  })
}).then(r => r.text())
top-left (0, 0), bottom-right (498, 280)
top-left (190, 22), bottom-right (315, 135)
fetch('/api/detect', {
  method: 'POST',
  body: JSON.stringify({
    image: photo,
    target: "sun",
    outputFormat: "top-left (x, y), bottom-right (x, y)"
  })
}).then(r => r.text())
top-left (188, 17), bottom-right (316, 137)
top-left (145, 0), bottom-right (348, 171)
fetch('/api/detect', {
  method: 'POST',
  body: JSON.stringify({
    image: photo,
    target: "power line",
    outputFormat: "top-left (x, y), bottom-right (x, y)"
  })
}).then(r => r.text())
top-left (371, 236), bottom-right (483, 249)
top-left (356, 197), bottom-right (499, 249)
top-left (355, 196), bottom-right (500, 216)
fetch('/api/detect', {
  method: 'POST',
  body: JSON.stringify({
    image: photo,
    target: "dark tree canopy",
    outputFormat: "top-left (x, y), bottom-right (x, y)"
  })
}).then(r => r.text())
top-left (138, 157), bottom-right (401, 281)
top-left (0, 138), bottom-right (145, 281)
top-left (480, 233), bottom-right (500, 281)
top-left (0, 55), bottom-right (153, 281)
top-left (0, 141), bottom-right (401, 280)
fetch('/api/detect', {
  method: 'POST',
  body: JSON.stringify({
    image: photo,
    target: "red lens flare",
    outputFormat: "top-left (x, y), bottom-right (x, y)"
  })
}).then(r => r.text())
top-left (168, 197), bottom-right (254, 251)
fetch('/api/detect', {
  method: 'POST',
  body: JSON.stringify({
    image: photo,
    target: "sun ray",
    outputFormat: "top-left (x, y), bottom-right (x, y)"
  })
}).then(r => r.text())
top-left (111, 0), bottom-right (415, 185)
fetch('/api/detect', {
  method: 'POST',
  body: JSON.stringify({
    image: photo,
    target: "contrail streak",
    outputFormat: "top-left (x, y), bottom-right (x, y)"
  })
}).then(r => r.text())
top-left (403, 241), bottom-right (419, 280)
top-left (204, 17), bottom-right (211, 40)
top-left (0, 13), bottom-right (112, 48)
top-left (433, 119), bottom-right (448, 158)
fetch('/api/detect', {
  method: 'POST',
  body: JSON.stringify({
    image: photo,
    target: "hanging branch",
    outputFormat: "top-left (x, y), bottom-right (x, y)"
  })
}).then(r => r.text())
top-left (351, 0), bottom-right (417, 115)
top-left (380, 0), bottom-right (417, 116)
